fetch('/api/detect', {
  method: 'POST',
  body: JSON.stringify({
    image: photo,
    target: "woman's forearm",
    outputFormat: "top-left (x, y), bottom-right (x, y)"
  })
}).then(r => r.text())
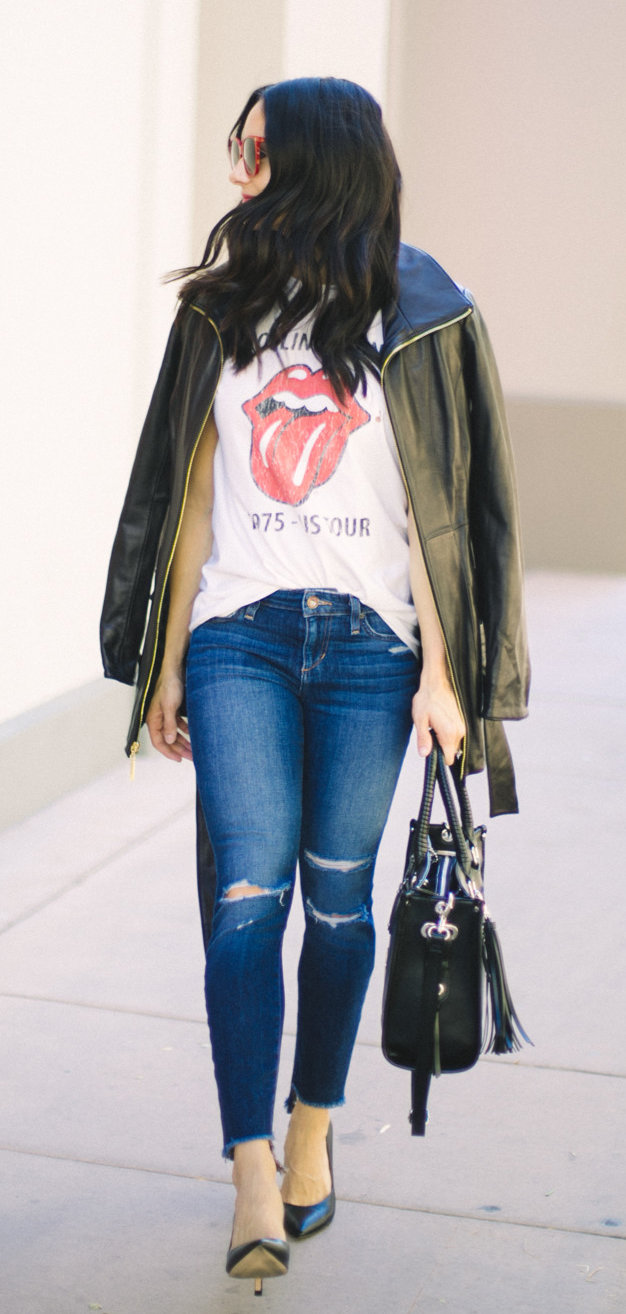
top-left (145, 414), bottom-right (218, 761)
top-left (160, 413), bottom-right (218, 676)
top-left (408, 509), bottom-right (450, 679)
top-left (408, 508), bottom-right (465, 762)
top-left (160, 506), bottom-right (213, 675)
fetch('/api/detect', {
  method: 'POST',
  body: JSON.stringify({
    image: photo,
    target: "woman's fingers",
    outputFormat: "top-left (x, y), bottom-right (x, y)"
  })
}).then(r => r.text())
top-left (175, 715), bottom-right (194, 760)
top-left (146, 707), bottom-right (180, 760)
top-left (435, 726), bottom-right (464, 766)
top-left (145, 680), bottom-right (192, 762)
top-left (414, 709), bottom-right (435, 759)
top-left (162, 709), bottom-right (178, 745)
top-left (412, 686), bottom-right (465, 766)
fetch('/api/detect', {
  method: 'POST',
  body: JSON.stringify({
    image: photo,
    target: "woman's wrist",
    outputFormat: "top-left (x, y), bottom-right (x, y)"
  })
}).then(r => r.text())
top-left (160, 626), bottom-right (191, 677)
top-left (419, 655), bottom-right (453, 690)
top-left (159, 653), bottom-right (186, 683)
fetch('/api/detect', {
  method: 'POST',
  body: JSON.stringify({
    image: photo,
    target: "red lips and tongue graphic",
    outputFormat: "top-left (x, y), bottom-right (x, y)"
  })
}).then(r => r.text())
top-left (243, 365), bottom-right (370, 505)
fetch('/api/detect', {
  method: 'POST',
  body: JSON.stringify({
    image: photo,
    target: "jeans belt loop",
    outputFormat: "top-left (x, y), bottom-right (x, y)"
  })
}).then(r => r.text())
top-left (350, 595), bottom-right (361, 635)
top-left (244, 599), bottom-right (261, 621)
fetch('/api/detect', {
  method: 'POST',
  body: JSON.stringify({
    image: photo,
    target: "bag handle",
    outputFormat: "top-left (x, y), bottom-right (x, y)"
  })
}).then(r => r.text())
top-left (449, 756), bottom-right (476, 841)
top-left (415, 740), bottom-right (438, 859)
top-left (415, 736), bottom-right (479, 877)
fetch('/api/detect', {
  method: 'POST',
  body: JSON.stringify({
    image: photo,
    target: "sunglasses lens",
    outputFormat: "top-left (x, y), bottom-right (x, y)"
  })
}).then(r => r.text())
top-left (228, 137), bottom-right (240, 169)
top-left (243, 137), bottom-right (257, 175)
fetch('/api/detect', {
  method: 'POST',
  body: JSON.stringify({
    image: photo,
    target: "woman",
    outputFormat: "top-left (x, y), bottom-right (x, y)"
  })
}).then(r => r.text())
top-left (100, 77), bottom-right (529, 1293)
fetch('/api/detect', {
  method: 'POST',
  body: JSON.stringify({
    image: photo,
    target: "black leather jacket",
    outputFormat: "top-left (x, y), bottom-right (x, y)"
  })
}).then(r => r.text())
top-left (101, 243), bottom-right (529, 816)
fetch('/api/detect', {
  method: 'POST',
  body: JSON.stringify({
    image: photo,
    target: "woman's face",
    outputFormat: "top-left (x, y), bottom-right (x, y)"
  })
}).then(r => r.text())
top-left (229, 99), bottom-right (270, 201)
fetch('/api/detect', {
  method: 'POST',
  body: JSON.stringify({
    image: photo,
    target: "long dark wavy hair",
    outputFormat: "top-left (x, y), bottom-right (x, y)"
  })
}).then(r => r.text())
top-left (177, 77), bottom-right (402, 397)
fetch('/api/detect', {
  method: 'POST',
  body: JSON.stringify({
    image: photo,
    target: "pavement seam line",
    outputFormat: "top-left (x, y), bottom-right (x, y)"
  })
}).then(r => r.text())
top-left (0, 990), bottom-right (208, 1026)
top-left (0, 799), bottom-right (195, 936)
top-left (0, 1145), bottom-right (623, 1242)
top-left (1, 994), bottom-right (625, 1082)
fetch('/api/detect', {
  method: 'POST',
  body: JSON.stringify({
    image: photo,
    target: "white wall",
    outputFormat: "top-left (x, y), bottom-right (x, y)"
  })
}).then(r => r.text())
top-left (387, 0), bottom-right (626, 404)
top-left (0, 0), bottom-right (198, 724)
top-left (283, 0), bottom-right (390, 103)
top-left (191, 0), bottom-right (286, 264)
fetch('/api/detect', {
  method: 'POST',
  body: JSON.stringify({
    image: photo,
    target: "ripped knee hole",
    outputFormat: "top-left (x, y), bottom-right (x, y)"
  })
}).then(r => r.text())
top-left (304, 897), bottom-right (369, 927)
top-left (225, 883), bottom-right (268, 900)
top-left (303, 848), bottom-right (370, 874)
top-left (223, 881), bottom-right (290, 902)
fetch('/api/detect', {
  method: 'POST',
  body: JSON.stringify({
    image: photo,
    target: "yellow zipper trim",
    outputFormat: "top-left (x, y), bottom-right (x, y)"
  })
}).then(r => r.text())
top-left (381, 308), bottom-right (472, 776)
top-left (380, 307), bottom-right (472, 387)
top-left (130, 311), bottom-right (224, 777)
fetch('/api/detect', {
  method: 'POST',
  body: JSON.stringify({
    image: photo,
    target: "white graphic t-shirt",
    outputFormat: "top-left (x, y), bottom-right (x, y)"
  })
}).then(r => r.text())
top-left (189, 307), bottom-right (419, 652)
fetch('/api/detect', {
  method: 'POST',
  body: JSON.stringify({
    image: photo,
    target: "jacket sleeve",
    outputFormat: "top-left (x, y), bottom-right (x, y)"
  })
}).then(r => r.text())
top-left (463, 301), bottom-right (530, 721)
top-left (100, 314), bottom-right (183, 685)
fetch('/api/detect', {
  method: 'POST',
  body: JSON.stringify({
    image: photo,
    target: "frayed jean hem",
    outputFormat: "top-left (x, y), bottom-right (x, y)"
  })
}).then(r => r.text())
top-left (285, 1084), bottom-right (347, 1114)
top-left (223, 1131), bottom-right (275, 1161)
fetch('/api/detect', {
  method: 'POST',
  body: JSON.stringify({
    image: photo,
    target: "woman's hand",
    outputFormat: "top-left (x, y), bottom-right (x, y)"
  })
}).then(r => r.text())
top-left (412, 668), bottom-right (466, 767)
top-left (145, 671), bottom-right (193, 763)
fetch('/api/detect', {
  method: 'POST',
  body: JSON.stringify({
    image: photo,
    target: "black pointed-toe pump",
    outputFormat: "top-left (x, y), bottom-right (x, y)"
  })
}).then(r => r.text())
top-left (226, 1235), bottom-right (289, 1296)
top-left (283, 1122), bottom-right (336, 1239)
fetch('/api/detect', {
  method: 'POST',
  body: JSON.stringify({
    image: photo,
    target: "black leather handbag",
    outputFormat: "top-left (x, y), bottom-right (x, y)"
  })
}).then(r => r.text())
top-left (381, 739), bottom-right (530, 1134)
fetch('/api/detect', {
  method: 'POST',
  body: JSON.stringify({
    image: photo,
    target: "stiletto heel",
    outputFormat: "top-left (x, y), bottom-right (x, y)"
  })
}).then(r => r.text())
top-left (283, 1122), bottom-right (336, 1239)
top-left (254, 1277), bottom-right (263, 1296)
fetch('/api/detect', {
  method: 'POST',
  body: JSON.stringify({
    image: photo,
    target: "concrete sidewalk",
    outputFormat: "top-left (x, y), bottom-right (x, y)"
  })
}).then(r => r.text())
top-left (1, 571), bottom-right (625, 1314)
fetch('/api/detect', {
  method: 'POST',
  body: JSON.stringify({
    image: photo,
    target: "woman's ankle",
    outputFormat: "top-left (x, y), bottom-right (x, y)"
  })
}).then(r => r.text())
top-left (232, 1137), bottom-right (277, 1183)
top-left (286, 1099), bottom-right (330, 1135)
top-left (282, 1104), bottom-right (332, 1204)
top-left (231, 1140), bottom-right (285, 1246)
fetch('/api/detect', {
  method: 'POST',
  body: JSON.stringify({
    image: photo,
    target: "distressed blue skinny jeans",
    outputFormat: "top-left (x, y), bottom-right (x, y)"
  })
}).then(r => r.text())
top-left (185, 589), bottom-right (420, 1156)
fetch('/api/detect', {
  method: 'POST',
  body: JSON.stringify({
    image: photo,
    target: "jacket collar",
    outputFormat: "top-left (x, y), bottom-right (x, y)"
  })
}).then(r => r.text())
top-left (382, 243), bottom-right (473, 359)
top-left (191, 242), bottom-right (472, 360)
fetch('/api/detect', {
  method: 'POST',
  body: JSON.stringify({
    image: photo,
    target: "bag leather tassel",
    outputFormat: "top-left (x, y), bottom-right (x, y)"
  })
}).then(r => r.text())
top-left (410, 1069), bottom-right (431, 1136)
top-left (482, 916), bottom-right (532, 1055)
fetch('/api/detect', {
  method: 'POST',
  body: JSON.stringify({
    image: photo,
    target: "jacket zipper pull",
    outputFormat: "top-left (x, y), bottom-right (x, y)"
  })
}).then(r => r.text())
top-left (129, 741), bottom-right (139, 781)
